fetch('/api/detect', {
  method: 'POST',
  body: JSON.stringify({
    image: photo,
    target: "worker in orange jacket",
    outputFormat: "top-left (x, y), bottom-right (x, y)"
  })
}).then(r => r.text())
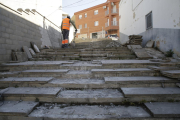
top-left (61, 15), bottom-right (77, 48)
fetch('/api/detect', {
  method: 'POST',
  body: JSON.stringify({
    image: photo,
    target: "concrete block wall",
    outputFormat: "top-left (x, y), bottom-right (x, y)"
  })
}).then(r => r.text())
top-left (0, 5), bottom-right (62, 62)
top-left (0, 6), bottom-right (42, 62)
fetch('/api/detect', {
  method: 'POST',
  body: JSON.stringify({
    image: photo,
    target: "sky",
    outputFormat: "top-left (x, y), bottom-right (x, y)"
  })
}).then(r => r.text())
top-left (62, 0), bottom-right (107, 17)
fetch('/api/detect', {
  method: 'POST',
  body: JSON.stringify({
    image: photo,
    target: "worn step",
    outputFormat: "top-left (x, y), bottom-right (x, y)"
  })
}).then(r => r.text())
top-left (0, 77), bottom-right (54, 88)
top-left (92, 68), bottom-right (160, 78)
top-left (121, 87), bottom-right (180, 102)
top-left (101, 60), bottom-right (160, 68)
top-left (61, 62), bottom-right (102, 70)
top-left (1, 87), bottom-right (61, 102)
top-left (55, 89), bottom-right (123, 103)
top-left (161, 70), bottom-right (180, 79)
top-left (0, 101), bottom-right (38, 116)
top-left (144, 102), bottom-right (180, 117)
top-left (2, 61), bottom-right (74, 71)
top-left (148, 66), bottom-right (180, 72)
top-left (0, 71), bottom-right (21, 78)
top-left (48, 79), bottom-right (107, 89)
top-left (21, 69), bottom-right (69, 77)
top-left (62, 71), bottom-right (92, 79)
top-left (104, 76), bottom-right (178, 87)
top-left (29, 105), bottom-right (150, 120)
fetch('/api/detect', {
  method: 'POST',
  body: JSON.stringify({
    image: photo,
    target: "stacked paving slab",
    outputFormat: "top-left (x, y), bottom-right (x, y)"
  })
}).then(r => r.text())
top-left (0, 46), bottom-right (180, 120)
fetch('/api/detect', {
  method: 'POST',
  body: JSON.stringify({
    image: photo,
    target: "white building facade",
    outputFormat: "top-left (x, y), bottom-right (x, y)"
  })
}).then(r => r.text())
top-left (119, 0), bottom-right (180, 56)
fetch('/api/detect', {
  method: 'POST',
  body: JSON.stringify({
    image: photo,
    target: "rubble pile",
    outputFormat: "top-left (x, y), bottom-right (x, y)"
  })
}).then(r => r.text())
top-left (106, 41), bottom-right (121, 48)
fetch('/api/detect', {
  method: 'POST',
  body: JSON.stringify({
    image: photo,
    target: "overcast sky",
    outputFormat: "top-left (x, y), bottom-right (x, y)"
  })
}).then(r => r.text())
top-left (62, 0), bottom-right (107, 17)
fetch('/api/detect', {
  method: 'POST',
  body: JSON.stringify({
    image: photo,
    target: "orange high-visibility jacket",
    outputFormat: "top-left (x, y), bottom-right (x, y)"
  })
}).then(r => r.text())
top-left (62, 18), bottom-right (70, 30)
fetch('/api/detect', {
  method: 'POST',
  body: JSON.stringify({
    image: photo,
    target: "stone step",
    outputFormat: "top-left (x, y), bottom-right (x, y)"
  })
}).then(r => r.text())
top-left (21, 69), bottom-right (69, 77)
top-left (161, 70), bottom-right (180, 79)
top-left (0, 77), bottom-right (54, 88)
top-left (101, 60), bottom-right (160, 68)
top-left (92, 68), bottom-right (160, 78)
top-left (104, 76), bottom-right (178, 87)
top-left (121, 87), bottom-right (180, 102)
top-left (2, 61), bottom-right (74, 71)
top-left (55, 89), bottom-right (123, 103)
top-left (0, 101), bottom-right (38, 116)
top-left (144, 102), bottom-right (180, 117)
top-left (48, 79), bottom-right (106, 89)
top-left (0, 71), bottom-right (21, 78)
top-left (80, 54), bottom-right (107, 57)
top-left (29, 105), bottom-right (150, 120)
top-left (62, 71), bottom-right (92, 79)
top-left (81, 51), bottom-right (132, 54)
top-left (148, 66), bottom-right (180, 72)
top-left (1, 87), bottom-right (61, 97)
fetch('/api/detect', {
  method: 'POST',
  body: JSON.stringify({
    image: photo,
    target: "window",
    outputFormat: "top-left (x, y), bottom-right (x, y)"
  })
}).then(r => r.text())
top-left (79, 25), bottom-right (82, 29)
top-left (85, 23), bottom-right (87, 28)
top-left (85, 13), bottom-right (87, 18)
top-left (79, 15), bottom-right (82, 19)
top-left (94, 21), bottom-right (99, 26)
top-left (94, 10), bottom-right (98, 15)
top-left (146, 12), bottom-right (153, 30)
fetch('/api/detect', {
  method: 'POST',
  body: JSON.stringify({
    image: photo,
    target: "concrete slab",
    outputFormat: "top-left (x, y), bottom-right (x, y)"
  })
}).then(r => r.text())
top-left (145, 40), bottom-right (154, 48)
top-left (2, 87), bottom-right (61, 97)
top-left (0, 101), bottom-right (38, 116)
top-left (0, 71), bottom-right (21, 77)
top-left (121, 87), bottom-right (180, 97)
top-left (101, 60), bottom-right (159, 64)
top-left (145, 102), bottom-right (180, 117)
top-left (92, 68), bottom-right (152, 73)
top-left (50, 79), bottom-right (104, 85)
top-left (131, 45), bottom-right (142, 50)
top-left (105, 77), bottom-right (173, 84)
top-left (0, 77), bottom-right (53, 84)
top-left (135, 51), bottom-right (153, 59)
top-left (162, 70), bottom-right (180, 78)
top-left (56, 89), bottom-right (123, 103)
top-left (29, 105), bottom-right (150, 119)
top-left (148, 66), bottom-right (180, 71)
top-left (22, 70), bottom-right (69, 73)
top-left (3, 61), bottom-right (74, 66)
top-left (23, 46), bottom-right (32, 59)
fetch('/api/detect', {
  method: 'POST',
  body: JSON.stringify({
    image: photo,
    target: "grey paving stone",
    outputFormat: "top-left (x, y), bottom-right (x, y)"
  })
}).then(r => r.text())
top-left (1, 87), bottom-right (61, 97)
top-left (105, 76), bottom-right (173, 84)
top-left (135, 51), bottom-right (153, 59)
top-left (29, 105), bottom-right (150, 119)
top-left (121, 87), bottom-right (180, 97)
top-left (56, 89), bottom-right (123, 103)
top-left (144, 102), bottom-right (180, 117)
top-left (0, 77), bottom-right (53, 84)
top-left (22, 69), bottom-right (69, 73)
top-left (162, 70), bottom-right (180, 78)
top-left (145, 40), bottom-right (154, 48)
top-left (23, 46), bottom-right (32, 59)
top-left (92, 68), bottom-right (152, 72)
top-left (101, 60), bottom-right (159, 64)
top-left (0, 101), bottom-right (38, 116)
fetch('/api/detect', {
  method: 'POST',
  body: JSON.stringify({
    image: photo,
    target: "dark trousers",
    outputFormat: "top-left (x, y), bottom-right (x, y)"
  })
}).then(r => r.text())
top-left (62, 29), bottom-right (69, 48)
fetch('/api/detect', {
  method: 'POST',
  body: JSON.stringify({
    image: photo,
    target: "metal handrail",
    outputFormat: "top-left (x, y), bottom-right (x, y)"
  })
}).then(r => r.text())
top-left (0, 3), bottom-right (22, 15)
top-left (34, 10), bottom-right (61, 29)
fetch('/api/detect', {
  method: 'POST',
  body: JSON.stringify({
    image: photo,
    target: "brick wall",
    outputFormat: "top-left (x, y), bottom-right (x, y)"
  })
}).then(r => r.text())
top-left (0, 5), bottom-right (62, 62)
top-left (75, 0), bottom-right (120, 39)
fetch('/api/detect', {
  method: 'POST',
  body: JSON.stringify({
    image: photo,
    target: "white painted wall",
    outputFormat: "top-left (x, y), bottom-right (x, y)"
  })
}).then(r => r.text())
top-left (69, 25), bottom-right (75, 43)
top-left (0, 0), bottom-right (62, 27)
top-left (119, 0), bottom-right (180, 44)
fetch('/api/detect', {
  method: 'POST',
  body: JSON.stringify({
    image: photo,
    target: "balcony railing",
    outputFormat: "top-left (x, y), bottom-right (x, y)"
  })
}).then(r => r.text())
top-left (111, 21), bottom-right (119, 26)
top-left (111, 9), bottom-right (118, 14)
top-left (105, 10), bottom-right (109, 16)
top-left (105, 21), bottom-right (119, 28)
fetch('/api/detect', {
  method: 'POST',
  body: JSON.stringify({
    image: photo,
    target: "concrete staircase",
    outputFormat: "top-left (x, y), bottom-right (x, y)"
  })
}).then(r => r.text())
top-left (0, 47), bottom-right (180, 120)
